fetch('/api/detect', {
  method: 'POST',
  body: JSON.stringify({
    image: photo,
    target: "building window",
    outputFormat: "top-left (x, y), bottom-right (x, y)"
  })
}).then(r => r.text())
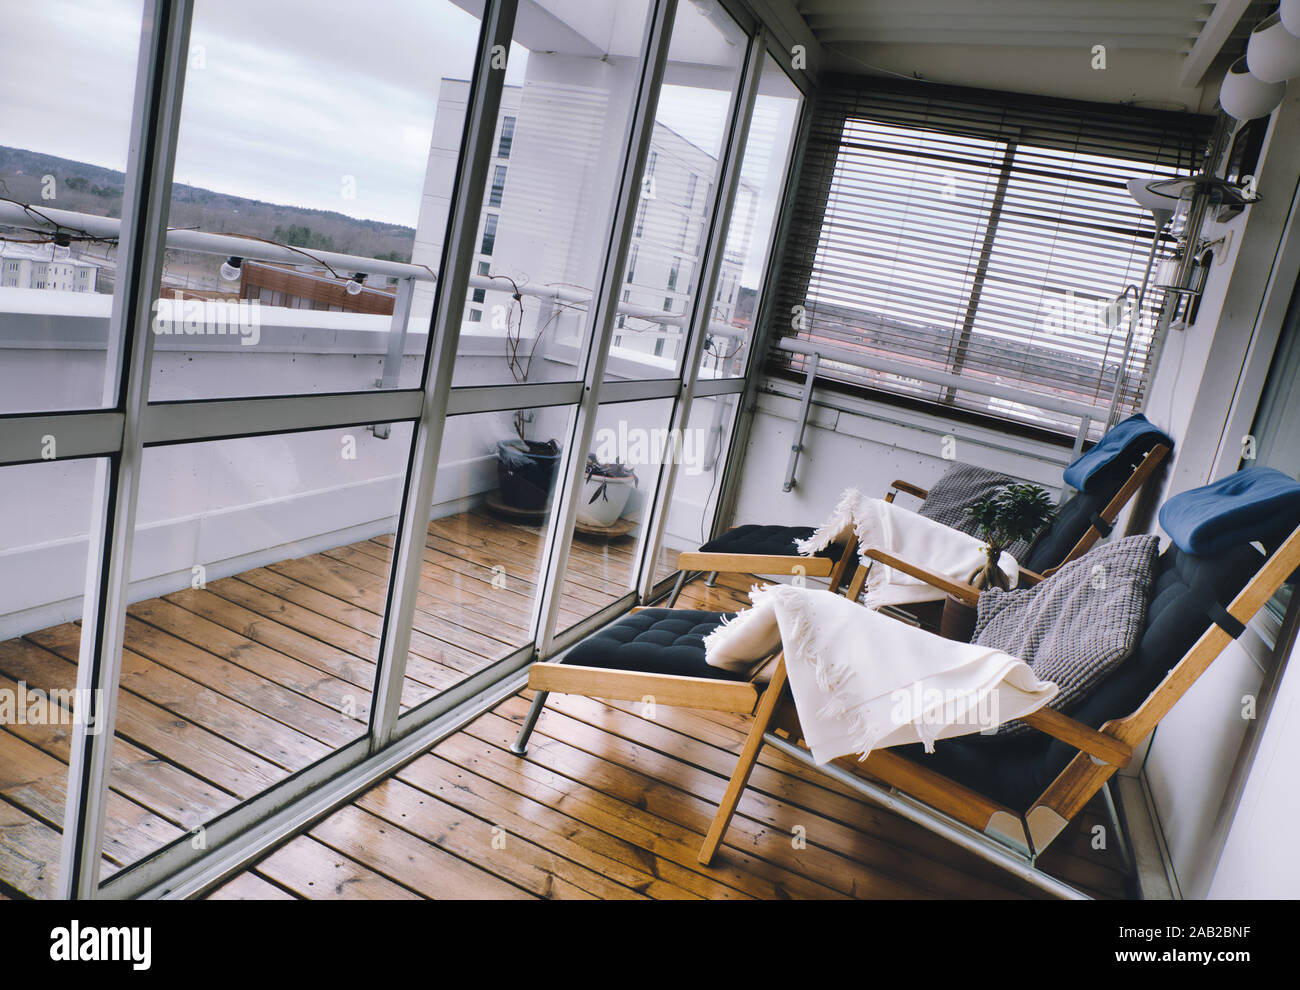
top-left (468, 308), bottom-right (482, 323)
top-left (472, 288), bottom-right (485, 304)
top-left (663, 296), bottom-right (672, 311)
top-left (634, 199), bottom-right (648, 238)
top-left (668, 256), bottom-right (680, 292)
top-left (489, 164), bottom-right (507, 208)
top-left (627, 244), bottom-right (639, 282)
top-left (685, 172), bottom-right (698, 211)
top-left (480, 214), bottom-right (498, 255)
top-left (647, 150), bottom-right (658, 175)
top-left (497, 116), bottom-right (516, 159)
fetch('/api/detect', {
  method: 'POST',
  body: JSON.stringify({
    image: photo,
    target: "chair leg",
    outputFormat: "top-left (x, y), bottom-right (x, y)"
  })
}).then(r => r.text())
top-left (704, 571), bottom-right (719, 587)
top-left (666, 571), bottom-right (688, 607)
top-left (510, 690), bottom-right (550, 756)
top-left (699, 659), bottom-right (788, 865)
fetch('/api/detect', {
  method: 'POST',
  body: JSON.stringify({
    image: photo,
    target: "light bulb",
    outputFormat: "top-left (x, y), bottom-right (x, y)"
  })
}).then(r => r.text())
top-left (52, 243), bottom-right (71, 261)
top-left (345, 273), bottom-right (366, 296)
top-left (221, 256), bottom-right (243, 281)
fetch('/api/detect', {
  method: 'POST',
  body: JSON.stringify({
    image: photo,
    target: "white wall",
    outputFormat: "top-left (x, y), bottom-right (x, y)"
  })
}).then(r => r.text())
top-left (1090, 84), bottom-right (1300, 897)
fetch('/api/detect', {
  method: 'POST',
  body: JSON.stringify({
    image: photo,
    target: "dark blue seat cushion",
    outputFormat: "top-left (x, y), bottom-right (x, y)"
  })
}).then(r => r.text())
top-left (562, 608), bottom-right (746, 681)
top-left (896, 540), bottom-right (1265, 809)
top-left (1159, 466), bottom-right (1300, 556)
top-left (1061, 414), bottom-right (1172, 494)
top-left (699, 524), bottom-right (845, 561)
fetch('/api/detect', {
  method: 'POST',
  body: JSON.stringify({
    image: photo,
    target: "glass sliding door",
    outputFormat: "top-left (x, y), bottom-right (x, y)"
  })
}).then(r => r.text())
top-left (697, 56), bottom-right (803, 381)
top-left (148, 0), bottom-right (483, 401)
top-left (98, 425), bottom-right (413, 871)
top-left (603, 0), bottom-right (748, 382)
top-left (0, 459), bottom-right (103, 897)
top-left (447, 0), bottom-right (655, 388)
top-left (549, 397), bottom-right (676, 637)
top-left (0, 0), bottom-right (788, 899)
top-left (0, 0), bottom-right (146, 413)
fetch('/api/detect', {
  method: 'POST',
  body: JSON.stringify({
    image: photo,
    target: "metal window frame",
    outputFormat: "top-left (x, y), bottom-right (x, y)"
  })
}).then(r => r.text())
top-left (2, 0), bottom-right (793, 900)
top-left (59, 0), bottom-right (195, 899)
top-left (636, 33), bottom-right (767, 601)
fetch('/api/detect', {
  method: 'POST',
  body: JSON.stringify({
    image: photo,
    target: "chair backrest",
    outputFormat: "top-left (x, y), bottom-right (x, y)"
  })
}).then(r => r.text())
top-left (1022, 418), bottom-right (1173, 573)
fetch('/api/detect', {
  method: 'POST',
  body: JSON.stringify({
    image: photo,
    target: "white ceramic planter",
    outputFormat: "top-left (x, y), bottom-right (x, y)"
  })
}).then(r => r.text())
top-left (1220, 56), bottom-right (1287, 121)
top-left (1247, 13), bottom-right (1300, 84)
top-left (577, 475), bottom-right (635, 527)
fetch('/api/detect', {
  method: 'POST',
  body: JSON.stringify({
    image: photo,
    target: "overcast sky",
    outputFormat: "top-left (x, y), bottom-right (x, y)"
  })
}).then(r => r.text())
top-left (0, 0), bottom-right (758, 229)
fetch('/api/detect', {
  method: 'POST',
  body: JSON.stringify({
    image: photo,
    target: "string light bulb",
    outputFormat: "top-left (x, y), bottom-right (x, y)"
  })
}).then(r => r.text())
top-left (51, 231), bottom-right (72, 261)
top-left (220, 256), bottom-right (243, 281)
top-left (345, 273), bottom-right (366, 296)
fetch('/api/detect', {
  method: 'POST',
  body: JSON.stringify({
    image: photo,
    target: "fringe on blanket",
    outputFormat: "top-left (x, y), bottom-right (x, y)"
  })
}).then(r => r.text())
top-left (705, 583), bottom-right (958, 757)
top-left (792, 489), bottom-right (905, 610)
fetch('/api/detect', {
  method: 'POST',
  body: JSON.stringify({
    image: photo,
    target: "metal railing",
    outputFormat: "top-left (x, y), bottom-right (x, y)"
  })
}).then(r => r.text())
top-left (774, 336), bottom-right (1113, 489)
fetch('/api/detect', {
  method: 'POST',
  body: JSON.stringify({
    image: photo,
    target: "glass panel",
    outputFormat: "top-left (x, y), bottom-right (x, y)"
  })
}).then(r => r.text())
top-left (552, 397), bottom-right (674, 635)
top-left (604, 0), bottom-right (748, 383)
top-left (449, 0), bottom-right (654, 388)
top-left (652, 392), bottom-right (739, 586)
top-left (148, 0), bottom-right (483, 401)
top-left (100, 424), bottom-right (411, 871)
top-left (698, 57), bottom-right (801, 381)
top-left (400, 405), bottom-right (575, 700)
top-left (0, 458), bottom-right (101, 897)
top-left (0, 0), bottom-right (145, 413)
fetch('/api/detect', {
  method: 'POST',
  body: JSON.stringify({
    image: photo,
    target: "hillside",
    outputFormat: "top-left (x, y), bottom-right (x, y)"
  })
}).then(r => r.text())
top-left (0, 146), bottom-right (417, 263)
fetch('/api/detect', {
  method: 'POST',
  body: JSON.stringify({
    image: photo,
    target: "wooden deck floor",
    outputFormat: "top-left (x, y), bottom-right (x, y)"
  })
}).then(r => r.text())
top-left (0, 508), bottom-right (1129, 900)
top-left (0, 507), bottom-right (658, 899)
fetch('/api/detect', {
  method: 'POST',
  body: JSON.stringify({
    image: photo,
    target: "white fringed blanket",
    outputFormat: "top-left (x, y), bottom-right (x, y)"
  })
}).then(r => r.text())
top-left (795, 488), bottom-right (1019, 609)
top-left (704, 584), bottom-right (1058, 764)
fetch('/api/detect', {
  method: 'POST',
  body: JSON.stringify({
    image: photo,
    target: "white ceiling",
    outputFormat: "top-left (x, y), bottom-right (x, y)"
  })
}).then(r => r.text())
top-left (789, 0), bottom-right (1272, 113)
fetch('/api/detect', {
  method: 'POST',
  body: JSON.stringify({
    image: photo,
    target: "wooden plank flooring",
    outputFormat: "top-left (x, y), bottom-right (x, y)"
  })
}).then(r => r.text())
top-left (0, 507), bottom-right (651, 899)
top-left (1, 506), bottom-right (1128, 900)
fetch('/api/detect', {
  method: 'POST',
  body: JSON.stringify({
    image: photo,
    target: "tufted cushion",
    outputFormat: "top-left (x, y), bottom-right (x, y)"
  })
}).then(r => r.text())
top-left (1159, 466), bottom-right (1300, 556)
top-left (895, 540), bottom-right (1264, 809)
top-left (562, 608), bottom-right (747, 681)
top-left (700, 524), bottom-right (845, 560)
top-left (1062, 413), bottom-right (1171, 494)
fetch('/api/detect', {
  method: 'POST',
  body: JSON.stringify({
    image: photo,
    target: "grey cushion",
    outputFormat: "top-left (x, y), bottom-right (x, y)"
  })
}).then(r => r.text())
top-left (917, 463), bottom-right (1038, 562)
top-left (972, 534), bottom-right (1160, 735)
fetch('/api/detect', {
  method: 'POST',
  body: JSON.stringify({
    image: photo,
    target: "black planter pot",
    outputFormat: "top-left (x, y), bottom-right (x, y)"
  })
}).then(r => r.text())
top-left (496, 439), bottom-right (561, 511)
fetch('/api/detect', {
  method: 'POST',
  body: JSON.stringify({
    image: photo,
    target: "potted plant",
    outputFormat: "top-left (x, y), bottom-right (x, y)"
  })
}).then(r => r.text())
top-left (578, 453), bottom-right (638, 528)
top-left (496, 410), bottom-right (562, 512)
top-left (964, 482), bottom-right (1055, 590)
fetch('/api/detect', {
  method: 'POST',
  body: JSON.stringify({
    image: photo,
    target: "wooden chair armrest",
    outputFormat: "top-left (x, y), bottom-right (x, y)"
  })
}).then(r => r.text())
top-left (1017, 567), bottom-right (1046, 585)
top-left (862, 548), bottom-right (980, 607)
top-left (1019, 708), bottom-right (1133, 768)
top-left (890, 479), bottom-right (930, 501)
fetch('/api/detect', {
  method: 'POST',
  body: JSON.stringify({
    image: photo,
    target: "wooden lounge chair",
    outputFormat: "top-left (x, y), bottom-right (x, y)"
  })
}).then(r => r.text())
top-left (697, 473), bottom-right (1300, 897)
top-left (667, 414), bottom-right (1172, 603)
top-left (513, 467), bottom-right (1300, 897)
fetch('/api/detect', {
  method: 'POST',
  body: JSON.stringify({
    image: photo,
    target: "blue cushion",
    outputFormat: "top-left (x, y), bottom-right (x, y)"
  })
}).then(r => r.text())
top-left (562, 608), bottom-right (746, 681)
top-left (1159, 467), bottom-right (1300, 556)
top-left (1062, 414), bottom-right (1172, 493)
top-left (699, 524), bottom-right (845, 561)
